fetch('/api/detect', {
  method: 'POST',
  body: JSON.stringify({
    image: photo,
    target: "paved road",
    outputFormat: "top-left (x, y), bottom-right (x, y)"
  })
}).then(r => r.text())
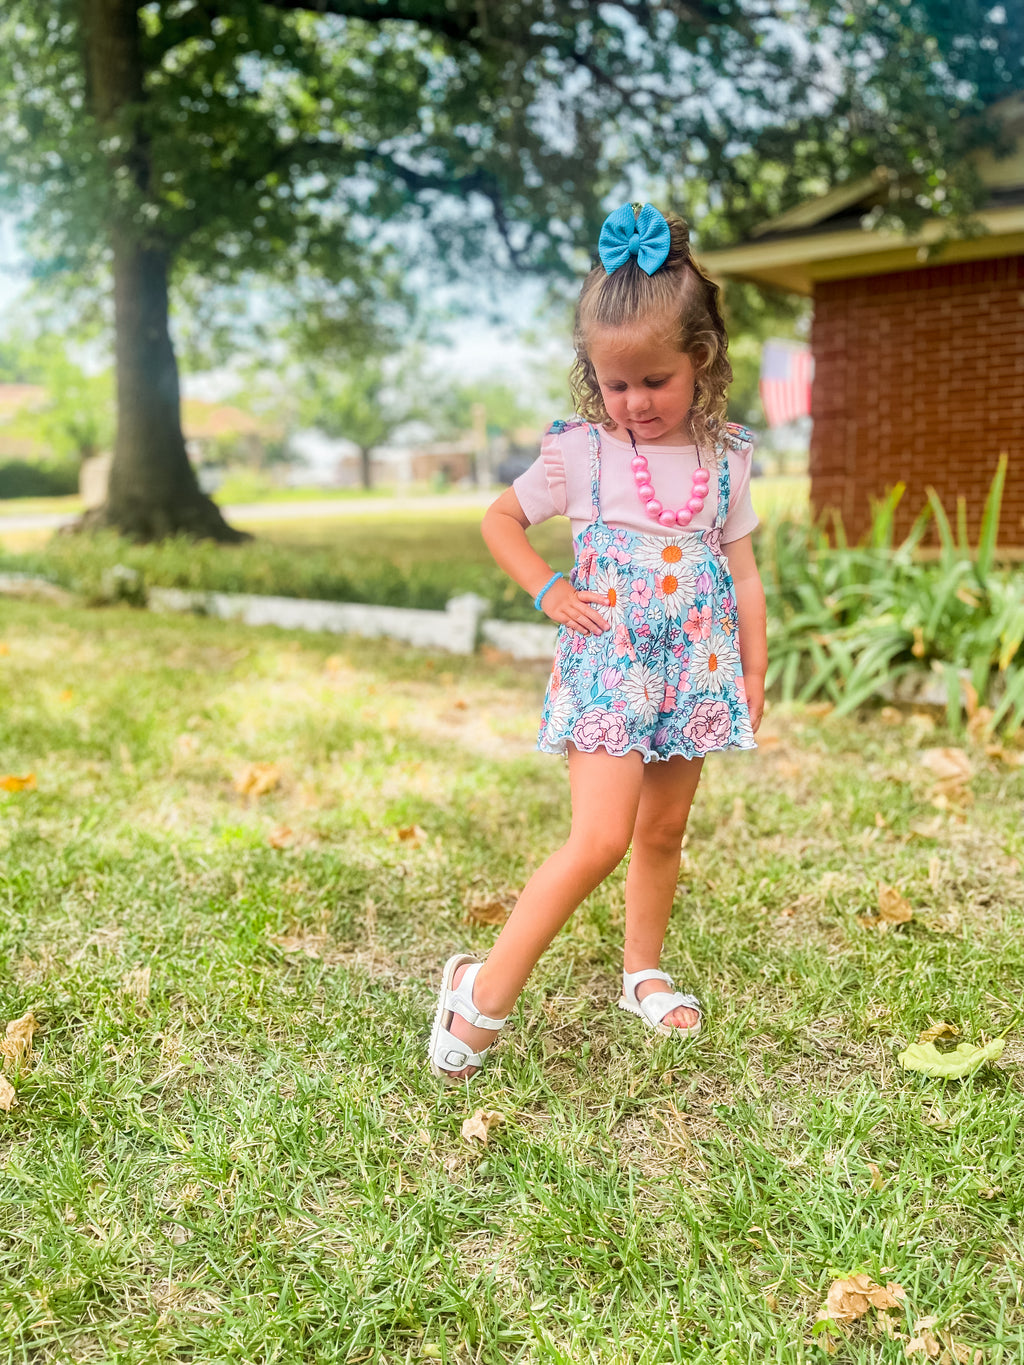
top-left (0, 490), bottom-right (496, 534)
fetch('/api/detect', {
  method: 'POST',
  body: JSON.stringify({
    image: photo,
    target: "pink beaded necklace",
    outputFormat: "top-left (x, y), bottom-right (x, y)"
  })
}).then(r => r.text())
top-left (628, 430), bottom-right (710, 529)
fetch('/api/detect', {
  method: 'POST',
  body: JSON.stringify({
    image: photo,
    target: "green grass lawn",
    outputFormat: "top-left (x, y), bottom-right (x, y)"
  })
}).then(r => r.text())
top-left (1, 596), bottom-right (1021, 1363)
top-left (0, 493), bottom-right (84, 520)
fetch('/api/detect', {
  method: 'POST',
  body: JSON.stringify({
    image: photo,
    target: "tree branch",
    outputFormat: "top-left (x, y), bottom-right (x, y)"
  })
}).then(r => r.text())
top-left (255, 0), bottom-right (482, 44)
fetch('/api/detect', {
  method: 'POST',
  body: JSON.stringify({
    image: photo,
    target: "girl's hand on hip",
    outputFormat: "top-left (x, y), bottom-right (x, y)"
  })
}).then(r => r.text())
top-left (541, 580), bottom-right (610, 634)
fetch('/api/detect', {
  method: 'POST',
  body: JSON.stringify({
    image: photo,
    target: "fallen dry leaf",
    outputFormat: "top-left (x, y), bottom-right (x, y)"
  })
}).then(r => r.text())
top-left (395, 824), bottom-right (426, 847)
top-left (461, 1109), bottom-right (504, 1146)
top-left (917, 1021), bottom-right (960, 1044)
top-left (818, 1274), bottom-right (906, 1325)
top-left (0, 773), bottom-right (36, 793)
top-left (233, 762), bottom-right (281, 798)
top-left (986, 744), bottom-right (1024, 768)
top-left (906, 1327), bottom-right (943, 1360)
top-left (920, 747), bottom-right (972, 784)
top-left (0, 1010), bottom-right (39, 1073)
top-left (929, 786), bottom-right (974, 813)
top-left (906, 1318), bottom-right (982, 1364)
top-left (0, 1074), bottom-right (15, 1112)
top-left (878, 884), bottom-right (914, 925)
top-left (464, 890), bottom-right (517, 926)
top-left (867, 1162), bottom-right (886, 1191)
top-left (267, 826), bottom-right (295, 849)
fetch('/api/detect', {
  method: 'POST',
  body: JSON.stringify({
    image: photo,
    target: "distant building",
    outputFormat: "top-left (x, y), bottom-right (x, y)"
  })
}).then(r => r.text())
top-left (329, 437), bottom-right (479, 489)
top-left (181, 399), bottom-right (282, 469)
top-left (702, 91), bottom-right (1024, 548)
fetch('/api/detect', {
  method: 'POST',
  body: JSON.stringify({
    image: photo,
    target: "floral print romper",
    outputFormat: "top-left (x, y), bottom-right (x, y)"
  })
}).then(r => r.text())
top-left (538, 420), bottom-right (757, 762)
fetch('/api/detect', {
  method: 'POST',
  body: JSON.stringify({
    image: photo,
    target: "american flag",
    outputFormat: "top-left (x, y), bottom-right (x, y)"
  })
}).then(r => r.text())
top-left (759, 339), bottom-right (813, 428)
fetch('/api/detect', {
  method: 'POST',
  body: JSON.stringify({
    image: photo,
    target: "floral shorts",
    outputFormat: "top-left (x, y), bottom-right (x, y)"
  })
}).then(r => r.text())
top-left (538, 522), bottom-right (756, 763)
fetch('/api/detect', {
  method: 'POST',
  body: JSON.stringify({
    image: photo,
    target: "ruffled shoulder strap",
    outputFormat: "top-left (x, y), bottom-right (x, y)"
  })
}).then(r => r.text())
top-left (545, 416), bottom-right (590, 437)
top-left (721, 421), bottom-right (756, 453)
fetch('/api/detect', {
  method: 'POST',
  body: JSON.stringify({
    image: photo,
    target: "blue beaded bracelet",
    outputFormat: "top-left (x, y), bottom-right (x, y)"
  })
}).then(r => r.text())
top-left (534, 572), bottom-right (564, 611)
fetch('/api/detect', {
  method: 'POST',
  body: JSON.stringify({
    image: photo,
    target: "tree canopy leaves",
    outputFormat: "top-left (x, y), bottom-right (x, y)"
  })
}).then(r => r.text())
top-left (2, 1), bottom-right (1019, 315)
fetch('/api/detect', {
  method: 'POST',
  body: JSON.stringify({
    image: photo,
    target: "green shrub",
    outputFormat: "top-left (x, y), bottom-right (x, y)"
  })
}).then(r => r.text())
top-left (0, 459), bottom-right (79, 498)
top-left (0, 528), bottom-right (548, 621)
top-left (762, 456), bottom-right (1024, 735)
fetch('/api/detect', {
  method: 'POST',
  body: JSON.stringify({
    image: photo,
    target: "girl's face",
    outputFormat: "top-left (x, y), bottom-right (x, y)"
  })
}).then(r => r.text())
top-left (588, 328), bottom-right (697, 445)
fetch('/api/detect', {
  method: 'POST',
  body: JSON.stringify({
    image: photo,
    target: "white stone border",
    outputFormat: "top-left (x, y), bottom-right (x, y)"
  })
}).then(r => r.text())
top-left (156, 587), bottom-right (559, 659)
top-left (148, 586), bottom-right (554, 657)
top-left (0, 572), bottom-right (557, 660)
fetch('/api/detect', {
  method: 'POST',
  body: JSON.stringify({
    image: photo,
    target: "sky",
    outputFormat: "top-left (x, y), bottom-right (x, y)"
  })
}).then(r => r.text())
top-left (0, 214), bottom-right (570, 400)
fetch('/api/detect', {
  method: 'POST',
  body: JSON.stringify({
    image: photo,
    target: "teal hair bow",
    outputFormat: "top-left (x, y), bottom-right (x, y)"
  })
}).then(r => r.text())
top-left (598, 203), bottom-right (671, 276)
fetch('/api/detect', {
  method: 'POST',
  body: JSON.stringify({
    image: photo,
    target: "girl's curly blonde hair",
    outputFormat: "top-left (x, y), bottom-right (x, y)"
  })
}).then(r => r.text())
top-left (569, 209), bottom-right (732, 454)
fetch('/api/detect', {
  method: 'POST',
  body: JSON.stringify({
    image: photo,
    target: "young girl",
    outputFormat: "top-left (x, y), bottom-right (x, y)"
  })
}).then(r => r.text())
top-left (428, 203), bottom-right (767, 1080)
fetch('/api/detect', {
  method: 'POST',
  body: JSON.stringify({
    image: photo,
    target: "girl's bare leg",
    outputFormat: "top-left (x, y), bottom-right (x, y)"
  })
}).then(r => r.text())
top-left (441, 746), bottom-right (646, 1078)
top-left (623, 754), bottom-right (705, 1030)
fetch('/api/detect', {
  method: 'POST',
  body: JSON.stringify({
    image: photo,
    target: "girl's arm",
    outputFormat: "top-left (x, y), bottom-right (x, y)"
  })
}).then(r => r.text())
top-left (481, 487), bottom-right (610, 635)
top-left (723, 533), bottom-right (767, 732)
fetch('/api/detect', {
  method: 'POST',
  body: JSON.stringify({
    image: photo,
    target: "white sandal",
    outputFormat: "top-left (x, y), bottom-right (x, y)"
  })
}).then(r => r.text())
top-left (428, 953), bottom-right (509, 1079)
top-left (619, 968), bottom-right (702, 1038)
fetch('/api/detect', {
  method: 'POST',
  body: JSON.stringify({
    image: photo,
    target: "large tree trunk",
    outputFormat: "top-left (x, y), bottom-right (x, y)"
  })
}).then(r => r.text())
top-left (76, 0), bottom-right (246, 542)
top-left (359, 445), bottom-right (374, 490)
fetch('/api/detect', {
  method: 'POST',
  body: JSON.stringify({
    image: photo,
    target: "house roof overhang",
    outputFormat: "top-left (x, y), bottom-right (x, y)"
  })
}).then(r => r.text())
top-left (701, 91), bottom-right (1024, 295)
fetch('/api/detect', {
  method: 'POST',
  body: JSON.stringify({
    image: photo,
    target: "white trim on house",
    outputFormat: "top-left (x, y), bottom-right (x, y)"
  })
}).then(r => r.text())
top-left (703, 205), bottom-right (1024, 295)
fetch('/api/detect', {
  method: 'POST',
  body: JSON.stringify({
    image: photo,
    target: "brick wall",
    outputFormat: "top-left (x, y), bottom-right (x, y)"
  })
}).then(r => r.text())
top-left (809, 256), bottom-right (1024, 546)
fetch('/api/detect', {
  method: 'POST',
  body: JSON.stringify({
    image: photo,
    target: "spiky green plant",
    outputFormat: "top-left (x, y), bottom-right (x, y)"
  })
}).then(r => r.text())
top-left (763, 456), bottom-right (1024, 735)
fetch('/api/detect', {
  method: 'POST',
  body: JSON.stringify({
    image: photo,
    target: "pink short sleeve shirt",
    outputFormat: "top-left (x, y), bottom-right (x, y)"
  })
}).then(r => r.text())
top-left (513, 423), bottom-right (759, 543)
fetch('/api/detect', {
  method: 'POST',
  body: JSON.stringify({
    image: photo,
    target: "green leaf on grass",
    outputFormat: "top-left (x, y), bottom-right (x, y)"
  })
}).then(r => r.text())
top-left (898, 1038), bottom-right (1004, 1078)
